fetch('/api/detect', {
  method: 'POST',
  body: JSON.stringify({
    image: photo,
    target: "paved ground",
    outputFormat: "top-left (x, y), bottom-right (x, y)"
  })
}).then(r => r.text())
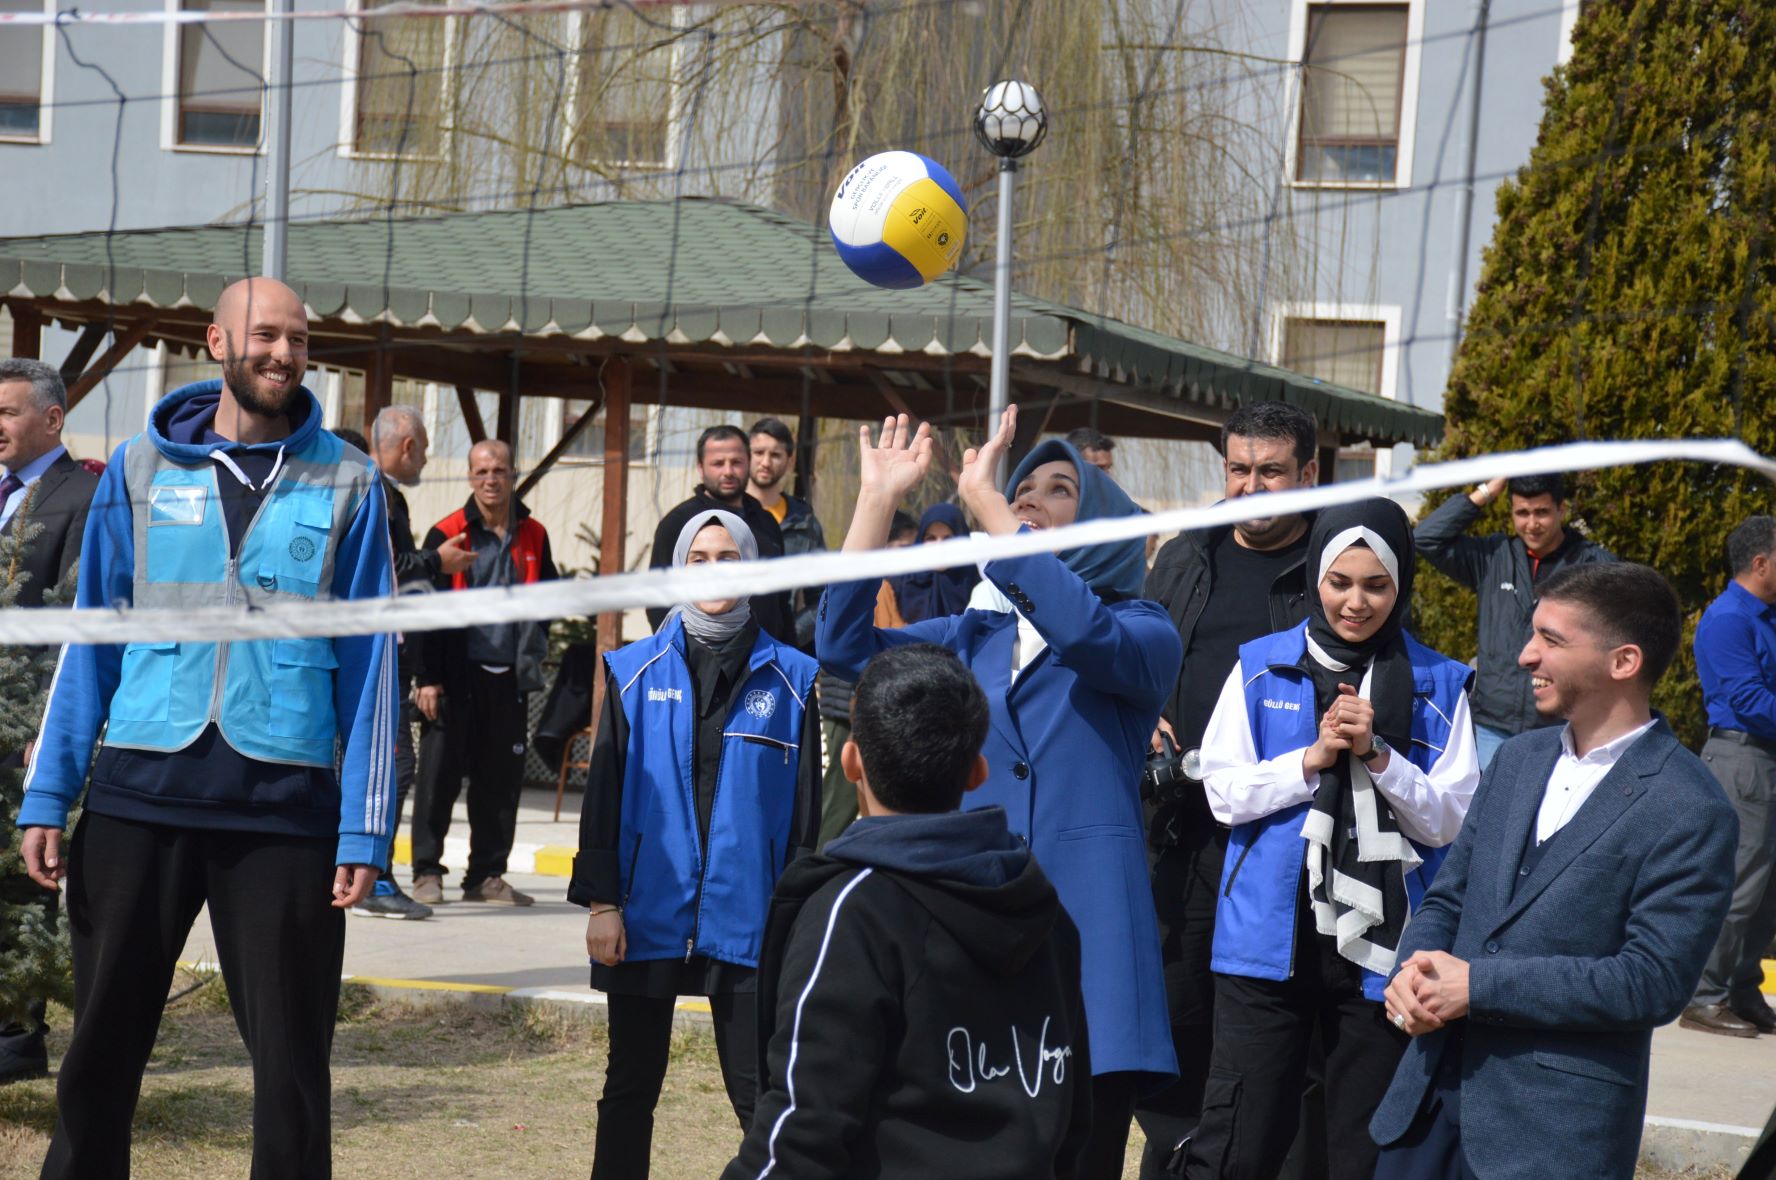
top-left (178, 786), bottom-right (1776, 1152)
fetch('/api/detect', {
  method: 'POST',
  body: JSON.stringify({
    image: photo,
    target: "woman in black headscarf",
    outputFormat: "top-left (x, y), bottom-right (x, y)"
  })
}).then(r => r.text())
top-left (1183, 498), bottom-right (1480, 1180)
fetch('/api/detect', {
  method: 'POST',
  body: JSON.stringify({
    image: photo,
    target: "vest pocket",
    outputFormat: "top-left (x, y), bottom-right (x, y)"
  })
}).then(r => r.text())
top-left (257, 490), bottom-right (334, 598)
top-left (112, 641), bottom-right (177, 722)
top-left (268, 638), bottom-right (339, 738)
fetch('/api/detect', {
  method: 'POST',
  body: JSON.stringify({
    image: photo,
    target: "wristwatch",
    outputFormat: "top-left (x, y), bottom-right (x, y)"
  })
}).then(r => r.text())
top-left (1357, 735), bottom-right (1390, 765)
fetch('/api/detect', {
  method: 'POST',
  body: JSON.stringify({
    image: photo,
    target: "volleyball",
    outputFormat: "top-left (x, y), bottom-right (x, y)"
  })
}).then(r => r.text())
top-left (829, 151), bottom-right (969, 289)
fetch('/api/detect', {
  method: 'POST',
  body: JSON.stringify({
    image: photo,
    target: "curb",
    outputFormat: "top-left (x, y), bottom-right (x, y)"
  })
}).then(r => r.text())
top-left (1640, 1116), bottom-right (1760, 1174)
top-left (391, 834), bottom-right (576, 879)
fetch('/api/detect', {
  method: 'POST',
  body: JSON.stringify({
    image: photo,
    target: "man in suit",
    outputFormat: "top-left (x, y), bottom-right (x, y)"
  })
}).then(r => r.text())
top-left (0, 358), bottom-right (100, 608)
top-left (1370, 563), bottom-right (1738, 1180)
top-left (0, 357), bottom-right (100, 1085)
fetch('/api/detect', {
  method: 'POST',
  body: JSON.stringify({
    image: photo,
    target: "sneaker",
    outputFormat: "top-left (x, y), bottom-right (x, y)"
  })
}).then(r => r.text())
top-left (462, 875), bottom-right (534, 907)
top-left (351, 889), bottom-right (434, 920)
top-left (411, 874), bottom-right (445, 906)
top-left (0, 1029), bottom-right (48, 1085)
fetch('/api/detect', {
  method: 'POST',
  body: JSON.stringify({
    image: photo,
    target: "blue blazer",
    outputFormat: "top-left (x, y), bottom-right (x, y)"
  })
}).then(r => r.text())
top-left (1369, 720), bottom-right (1738, 1179)
top-left (817, 550), bottom-right (1184, 1080)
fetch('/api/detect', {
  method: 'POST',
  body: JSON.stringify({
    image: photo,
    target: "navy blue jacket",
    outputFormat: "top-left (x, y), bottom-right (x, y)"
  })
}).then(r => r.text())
top-left (1369, 721), bottom-right (1737, 1178)
top-left (818, 550), bottom-right (1183, 1080)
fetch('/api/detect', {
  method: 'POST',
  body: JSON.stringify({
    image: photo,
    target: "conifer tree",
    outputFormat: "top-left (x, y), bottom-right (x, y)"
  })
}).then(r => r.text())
top-left (1414, 0), bottom-right (1776, 743)
top-left (0, 495), bottom-right (74, 1024)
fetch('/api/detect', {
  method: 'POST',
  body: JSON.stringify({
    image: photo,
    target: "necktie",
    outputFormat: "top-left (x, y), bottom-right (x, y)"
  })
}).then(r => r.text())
top-left (0, 473), bottom-right (23, 506)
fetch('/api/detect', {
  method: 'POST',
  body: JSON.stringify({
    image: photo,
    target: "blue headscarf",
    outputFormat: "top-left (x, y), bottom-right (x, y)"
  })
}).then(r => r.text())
top-left (1005, 439), bottom-right (1147, 599)
top-left (887, 503), bottom-right (980, 623)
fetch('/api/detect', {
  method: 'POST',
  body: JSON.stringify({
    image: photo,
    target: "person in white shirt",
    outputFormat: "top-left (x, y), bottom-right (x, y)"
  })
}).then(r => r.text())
top-left (1370, 563), bottom-right (1739, 1180)
top-left (1183, 498), bottom-right (1480, 1180)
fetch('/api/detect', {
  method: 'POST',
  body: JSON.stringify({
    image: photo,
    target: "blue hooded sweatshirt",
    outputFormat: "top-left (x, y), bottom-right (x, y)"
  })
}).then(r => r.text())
top-left (19, 380), bottom-right (398, 867)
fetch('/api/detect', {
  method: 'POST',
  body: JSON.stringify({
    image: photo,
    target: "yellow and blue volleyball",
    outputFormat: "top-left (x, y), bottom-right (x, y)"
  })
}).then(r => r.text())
top-left (829, 151), bottom-right (969, 290)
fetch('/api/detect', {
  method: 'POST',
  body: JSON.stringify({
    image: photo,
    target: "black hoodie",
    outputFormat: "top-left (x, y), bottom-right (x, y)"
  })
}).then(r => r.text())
top-left (722, 807), bottom-right (1092, 1180)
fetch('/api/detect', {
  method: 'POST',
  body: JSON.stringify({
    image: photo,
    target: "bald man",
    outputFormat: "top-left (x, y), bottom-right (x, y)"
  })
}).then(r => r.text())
top-left (17, 276), bottom-right (399, 1178)
top-left (410, 438), bottom-right (558, 908)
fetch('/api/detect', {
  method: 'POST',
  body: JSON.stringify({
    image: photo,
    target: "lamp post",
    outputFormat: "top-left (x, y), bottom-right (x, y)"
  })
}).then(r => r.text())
top-left (974, 80), bottom-right (1048, 478)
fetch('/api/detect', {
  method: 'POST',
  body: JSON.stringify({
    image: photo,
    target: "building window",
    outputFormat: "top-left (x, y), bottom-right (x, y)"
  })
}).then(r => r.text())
top-left (1281, 316), bottom-right (1387, 394)
top-left (176, 0), bottom-right (263, 149)
top-left (352, 0), bottom-right (449, 157)
top-left (560, 401), bottom-right (651, 463)
top-left (570, 6), bottom-right (674, 169)
top-left (1296, 4), bottom-right (1409, 185)
top-left (0, 0), bottom-right (47, 141)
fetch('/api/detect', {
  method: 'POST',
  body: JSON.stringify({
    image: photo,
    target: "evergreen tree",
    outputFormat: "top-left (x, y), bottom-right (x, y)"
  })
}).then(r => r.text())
top-left (1414, 0), bottom-right (1776, 744)
top-left (0, 490), bottom-right (74, 1024)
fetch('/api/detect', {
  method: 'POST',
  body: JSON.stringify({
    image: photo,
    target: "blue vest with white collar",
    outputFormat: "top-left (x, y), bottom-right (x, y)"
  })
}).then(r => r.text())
top-left (1211, 623), bottom-right (1472, 1001)
top-left (604, 616), bottom-right (816, 967)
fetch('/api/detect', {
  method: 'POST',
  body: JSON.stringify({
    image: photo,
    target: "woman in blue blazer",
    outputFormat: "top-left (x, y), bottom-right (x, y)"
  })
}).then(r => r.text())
top-left (818, 407), bottom-right (1182, 1179)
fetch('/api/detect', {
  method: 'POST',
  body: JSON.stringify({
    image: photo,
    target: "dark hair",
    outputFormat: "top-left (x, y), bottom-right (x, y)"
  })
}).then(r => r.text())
top-left (1221, 401), bottom-right (1317, 467)
top-left (696, 424), bottom-right (748, 463)
top-left (1507, 473), bottom-right (1567, 503)
top-left (888, 510), bottom-right (918, 543)
top-left (850, 644), bottom-right (990, 813)
top-left (0, 357), bottom-right (67, 413)
top-left (1727, 515), bottom-right (1776, 576)
top-left (331, 427), bottom-right (370, 454)
top-left (1065, 427), bottom-right (1113, 453)
top-left (748, 417), bottom-right (796, 456)
top-left (1537, 563), bottom-right (1681, 686)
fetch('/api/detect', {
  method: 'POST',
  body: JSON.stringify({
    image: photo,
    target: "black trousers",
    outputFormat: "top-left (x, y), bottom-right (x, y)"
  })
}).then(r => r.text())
top-left (591, 991), bottom-right (757, 1179)
top-left (1183, 939), bottom-right (1406, 1180)
top-left (41, 812), bottom-right (345, 1180)
top-left (391, 695), bottom-right (418, 858)
top-left (412, 666), bottom-right (528, 889)
top-left (1137, 828), bottom-right (1227, 1174)
top-left (1076, 1070), bottom-right (1140, 1179)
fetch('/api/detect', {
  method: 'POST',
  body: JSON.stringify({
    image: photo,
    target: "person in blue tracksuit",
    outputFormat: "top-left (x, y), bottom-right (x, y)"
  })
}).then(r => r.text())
top-left (15, 277), bottom-right (398, 1180)
top-left (1181, 498), bottom-right (1479, 1180)
top-left (818, 408), bottom-right (1184, 1180)
top-left (569, 509), bottom-right (820, 1179)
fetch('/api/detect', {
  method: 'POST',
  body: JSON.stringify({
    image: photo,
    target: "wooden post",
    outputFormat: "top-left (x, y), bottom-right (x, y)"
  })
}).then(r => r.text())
top-left (361, 332), bottom-right (393, 434)
top-left (66, 319), bottom-right (159, 409)
top-left (496, 390), bottom-right (519, 445)
top-left (8, 303), bottom-right (42, 359)
top-left (455, 385), bottom-right (488, 444)
top-left (588, 358), bottom-right (633, 748)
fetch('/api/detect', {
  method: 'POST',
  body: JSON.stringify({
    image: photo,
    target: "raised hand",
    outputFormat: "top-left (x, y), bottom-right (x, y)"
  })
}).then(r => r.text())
top-left (958, 405), bottom-right (1017, 513)
top-left (858, 414), bottom-right (933, 501)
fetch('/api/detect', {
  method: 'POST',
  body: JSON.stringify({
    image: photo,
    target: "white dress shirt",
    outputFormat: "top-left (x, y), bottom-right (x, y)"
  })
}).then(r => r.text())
top-left (1198, 661), bottom-right (1482, 847)
top-left (1534, 718), bottom-right (1657, 844)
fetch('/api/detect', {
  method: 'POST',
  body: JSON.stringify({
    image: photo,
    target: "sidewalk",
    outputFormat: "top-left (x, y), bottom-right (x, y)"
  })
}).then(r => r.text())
top-left (180, 786), bottom-right (1776, 1167)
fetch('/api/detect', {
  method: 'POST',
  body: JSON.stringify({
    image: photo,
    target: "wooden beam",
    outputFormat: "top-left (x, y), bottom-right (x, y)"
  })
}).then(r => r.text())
top-left (59, 323), bottom-right (107, 383)
top-left (589, 358), bottom-right (634, 756)
top-left (66, 319), bottom-right (159, 408)
top-left (7, 303), bottom-right (42, 359)
top-left (455, 385), bottom-right (488, 444)
top-left (496, 391), bottom-right (519, 445)
top-left (361, 334), bottom-right (394, 434)
top-left (517, 391), bottom-right (603, 500)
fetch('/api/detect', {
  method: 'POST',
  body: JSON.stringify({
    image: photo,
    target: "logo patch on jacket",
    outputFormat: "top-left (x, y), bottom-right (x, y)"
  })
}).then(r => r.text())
top-left (1260, 698), bottom-right (1301, 712)
top-left (647, 687), bottom-right (683, 703)
top-left (289, 535), bottom-right (317, 562)
top-left (744, 689), bottom-right (776, 719)
top-left (149, 485), bottom-right (206, 525)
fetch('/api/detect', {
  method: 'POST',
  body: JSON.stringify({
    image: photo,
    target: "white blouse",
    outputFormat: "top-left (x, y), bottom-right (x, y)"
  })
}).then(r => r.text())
top-left (1197, 662), bottom-right (1481, 848)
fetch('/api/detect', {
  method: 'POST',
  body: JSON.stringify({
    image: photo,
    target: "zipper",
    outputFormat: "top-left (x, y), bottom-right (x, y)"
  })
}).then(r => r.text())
top-left (686, 728), bottom-right (730, 962)
top-left (621, 831), bottom-right (643, 906)
top-left (733, 732), bottom-right (795, 765)
top-left (1223, 839), bottom-right (1254, 898)
top-left (208, 469), bottom-right (282, 726)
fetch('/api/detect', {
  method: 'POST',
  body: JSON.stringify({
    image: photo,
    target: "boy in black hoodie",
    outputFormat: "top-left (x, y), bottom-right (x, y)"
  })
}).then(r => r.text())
top-left (722, 644), bottom-right (1092, 1180)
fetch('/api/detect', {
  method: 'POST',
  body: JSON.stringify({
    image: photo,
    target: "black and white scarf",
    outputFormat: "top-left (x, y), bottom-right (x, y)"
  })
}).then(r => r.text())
top-left (1299, 500), bottom-right (1420, 976)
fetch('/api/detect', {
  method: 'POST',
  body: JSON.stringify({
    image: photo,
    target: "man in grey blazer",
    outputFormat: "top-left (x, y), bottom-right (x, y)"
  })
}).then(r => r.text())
top-left (1370, 563), bottom-right (1738, 1180)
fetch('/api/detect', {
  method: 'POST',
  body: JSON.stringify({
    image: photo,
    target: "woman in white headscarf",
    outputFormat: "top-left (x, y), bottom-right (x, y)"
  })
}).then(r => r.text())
top-left (569, 510), bottom-right (821, 1179)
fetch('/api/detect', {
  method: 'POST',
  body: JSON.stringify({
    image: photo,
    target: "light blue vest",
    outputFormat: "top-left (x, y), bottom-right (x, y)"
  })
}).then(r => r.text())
top-left (106, 426), bottom-right (375, 767)
top-left (604, 617), bottom-right (816, 968)
top-left (1211, 624), bottom-right (1472, 1001)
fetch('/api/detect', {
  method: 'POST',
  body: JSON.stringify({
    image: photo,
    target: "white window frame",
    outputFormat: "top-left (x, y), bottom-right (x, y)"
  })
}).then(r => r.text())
top-left (559, 4), bottom-right (686, 173)
top-left (160, 0), bottom-right (268, 155)
top-left (1269, 301), bottom-right (1402, 474)
top-left (1556, 0), bottom-right (1584, 65)
top-left (337, 0), bottom-right (456, 162)
top-left (0, 0), bottom-right (56, 146)
top-left (1284, 0), bottom-right (1422, 191)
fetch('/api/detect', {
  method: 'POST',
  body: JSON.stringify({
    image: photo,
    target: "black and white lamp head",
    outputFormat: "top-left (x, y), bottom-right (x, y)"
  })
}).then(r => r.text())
top-left (973, 79), bottom-right (1048, 159)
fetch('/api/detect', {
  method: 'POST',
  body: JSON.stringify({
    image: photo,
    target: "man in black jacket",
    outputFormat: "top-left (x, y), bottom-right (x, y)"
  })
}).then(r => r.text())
top-left (1415, 473), bottom-right (1615, 767)
top-left (725, 643), bottom-right (1092, 1180)
top-left (747, 417), bottom-right (826, 651)
top-left (647, 424), bottom-right (793, 643)
top-left (1137, 400), bottom-right (1319, 1173)
top-left (0, 357), bottom-right (99, 1084)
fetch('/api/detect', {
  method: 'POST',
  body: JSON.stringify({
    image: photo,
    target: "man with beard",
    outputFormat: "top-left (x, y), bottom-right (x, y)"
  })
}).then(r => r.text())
top-left (647, 424), bottom-right (792, 643)
top-left (17, 276), bottom-right (398, 1177)
top-left (746, 417), bottom-right (826, 651)
top-left (346, 405), bottom-right (475, 921)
